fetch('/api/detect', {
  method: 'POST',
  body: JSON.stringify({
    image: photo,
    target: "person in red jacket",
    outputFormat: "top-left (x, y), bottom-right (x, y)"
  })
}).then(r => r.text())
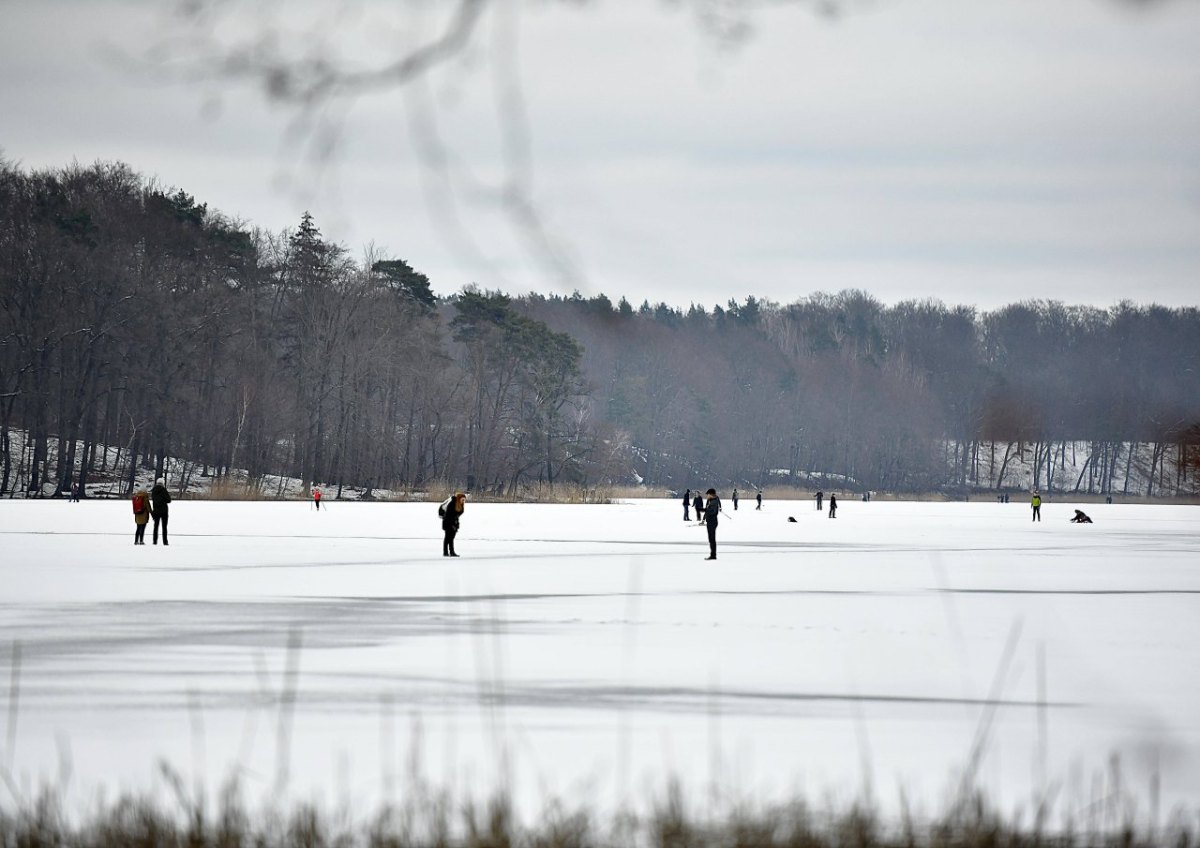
top-left (313, 487), bottom-right (322, 511)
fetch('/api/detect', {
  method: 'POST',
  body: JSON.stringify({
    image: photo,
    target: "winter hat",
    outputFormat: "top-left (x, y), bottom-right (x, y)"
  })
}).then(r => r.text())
top-left (156, 477), bottom-right (165, 485)
top-left (706, 488), bottom-right (716, 496)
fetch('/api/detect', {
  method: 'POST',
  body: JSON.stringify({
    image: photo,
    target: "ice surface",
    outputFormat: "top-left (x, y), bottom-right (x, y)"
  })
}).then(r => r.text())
top-left (1, 497), bottom-right (1197, 819)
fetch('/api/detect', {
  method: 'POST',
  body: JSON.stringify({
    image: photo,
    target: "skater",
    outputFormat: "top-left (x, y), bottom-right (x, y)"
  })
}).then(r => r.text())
top-left (150, 477), bottom-right (171, 545)
top-left (703, 488), bottom-right (721, 560)
top-left (440, 491), bottom-right (466, 556)
top-left (683, 488), bottom-right (691, 521)
top-left (1070, 509), bottom-right (1093, 524)
top-left (313, 487), bottom-right (322, 511)
top-left (756, 490), bottom-right (763, 510)
top-left (693, 491), bottom-right (704, 522)
top-left (828, 493), bottom-right (837, 518)
top-left (816, 490), bottom-right (823, 511)
top-left (131, 485), bottom-right (150, 545)
top-left (1031, 490), bottom-right (1041, 522)
top-left (732, 488), bottom-right (739, 510)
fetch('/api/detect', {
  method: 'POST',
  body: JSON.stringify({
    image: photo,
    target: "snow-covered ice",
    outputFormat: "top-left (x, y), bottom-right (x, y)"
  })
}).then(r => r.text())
top-left (1, 497), bottom-right (1198, 818)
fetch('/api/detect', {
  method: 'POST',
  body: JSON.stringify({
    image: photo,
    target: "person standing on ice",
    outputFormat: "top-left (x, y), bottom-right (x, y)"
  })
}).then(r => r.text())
top-left (313, 487), bottom-right (322, 511)
top-left (150, 477), bottom-right (171, 545)
top-left (692, 491), bottom-right (704, 522)
top-left (440, 491), bottom-right (466, 557)
top-left (702, 488), bottom-right (721, 560)
top-left (131, 485), bottom-right (150, 545)
top-left (756, 489), bottom-right (762, 510)
top-left (732, 488), bottom-right (739, 510)
top-left (1030, 490), bottom-right (1042, 522)
top-left (828, 493), bottom-right (837, 518)
top-left (682, 488), bottom-right (691, 521)
top-left (816, 490), bottom-right (823, 511)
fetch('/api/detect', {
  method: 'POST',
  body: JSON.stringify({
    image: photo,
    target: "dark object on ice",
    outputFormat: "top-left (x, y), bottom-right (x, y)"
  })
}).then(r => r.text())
top-left (151, 478), bottom-right (171, 545)
top-left (828, 494), bottom-right (837, 518)
top-left (442, 492), bottom-right (466, 556)
top-left (1106, 495), bottom-right (1113, 505)
top-left (756, 490), bottom-right (762, 510)
top-left (788, 516), bottom-right (797, 523)
top-left (703, 489), bottom-right (721, 559)
top-left (1070, 509), bottom-right (1093, 524)
top-left (815, 490), bottom-right (823, 511)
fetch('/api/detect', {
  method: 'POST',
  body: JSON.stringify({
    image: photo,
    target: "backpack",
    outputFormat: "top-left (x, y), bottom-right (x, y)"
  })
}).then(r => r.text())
top-left (438, 496), bottom-right (453, 519)
top-left (132, 493), bottom-right (146, 514)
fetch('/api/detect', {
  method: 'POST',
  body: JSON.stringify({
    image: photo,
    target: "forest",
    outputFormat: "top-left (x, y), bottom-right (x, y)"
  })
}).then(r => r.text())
top-left (2, 160), bottom-right (1199, 499)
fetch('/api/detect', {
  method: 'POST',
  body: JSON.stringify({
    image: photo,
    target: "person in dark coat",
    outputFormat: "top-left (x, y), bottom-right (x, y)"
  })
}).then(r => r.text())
top-left (442, 491), bottom-right (466, 557)
top-left (683, 488), bottom-right (691, 521)
top-left (703, 488), bottom-right (721, 560)
top-left (693, 492), bottom-right (704, 521)
top-left (828, 493), bottom-right (837, 518)
top-left (732, 488), bottom-right (739, 510)
top-left (756, 490), bottom-right (762, 510)
top-left (1070, 509), bottom-right (1093, 524)
top-left (150, 477), bottom-right (172, 545)
top-left (816, 490), bottom-right (823, 511)
top-left (132, 486), bottom-right (150, 545)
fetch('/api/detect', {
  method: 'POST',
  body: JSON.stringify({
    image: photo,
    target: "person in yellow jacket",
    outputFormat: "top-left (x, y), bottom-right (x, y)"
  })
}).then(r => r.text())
top-left (1031, 490), bottom-right (1042, 522)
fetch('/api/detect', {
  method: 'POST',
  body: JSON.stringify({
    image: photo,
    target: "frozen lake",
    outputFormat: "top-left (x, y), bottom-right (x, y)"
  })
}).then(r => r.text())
top-left (1, 497), bottom-right (1198, 819)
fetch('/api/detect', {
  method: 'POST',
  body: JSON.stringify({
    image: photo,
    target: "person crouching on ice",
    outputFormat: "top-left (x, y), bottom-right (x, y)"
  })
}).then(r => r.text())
top-left (703, 488), bottom-right (721, 560)
top-left (441, 491), bottom-right (466, 557)
top-left (1070, 509), bottom-right (1093, 524)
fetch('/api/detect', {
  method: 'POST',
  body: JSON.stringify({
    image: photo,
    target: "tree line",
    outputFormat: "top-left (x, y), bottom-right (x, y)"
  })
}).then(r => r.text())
top-left (2, 160), bottom-right (1198, 498)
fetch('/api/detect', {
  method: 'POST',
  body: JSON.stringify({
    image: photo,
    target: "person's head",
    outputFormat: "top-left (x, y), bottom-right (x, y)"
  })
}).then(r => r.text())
top-left (706, 488), bottom-right (716, 498)
top-left (455, 491), bottom-right (466, 505)
top-left (156, 477), bottom-right (164, 486)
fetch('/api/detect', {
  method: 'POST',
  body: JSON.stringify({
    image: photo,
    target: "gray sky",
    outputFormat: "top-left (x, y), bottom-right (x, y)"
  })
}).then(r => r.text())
top-left (3, 0), bottom-right (1199, 310)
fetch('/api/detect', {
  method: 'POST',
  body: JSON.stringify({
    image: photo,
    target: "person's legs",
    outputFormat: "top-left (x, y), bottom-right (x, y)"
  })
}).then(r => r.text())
top-left (443, 527), bottom-right (452, 556)
top-left (706, 523), bottom-right (717, 559)
top-left (448, 525), bottom-right (459, 556)
top-left (134, 524), bottom-right (143, 544)
top-left (152, 515), bottom-right (161, 544)
top-left (162, 513), bottom-right (168, 544)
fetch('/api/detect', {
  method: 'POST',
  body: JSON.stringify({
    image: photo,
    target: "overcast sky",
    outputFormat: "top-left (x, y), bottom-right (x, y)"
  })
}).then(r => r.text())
top-left (3, 0), bottom-right (1199, 310)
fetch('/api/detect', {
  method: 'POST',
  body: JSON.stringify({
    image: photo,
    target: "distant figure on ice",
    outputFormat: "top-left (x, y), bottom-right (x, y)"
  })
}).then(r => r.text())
top-left (756, 490), bottom-right (763, 510)
top-left (313, 487), bottom-right (322, 511)
top-left (828, 493), bottom-right (837, 518)
top-left (732, 488), bottom-right (739, 510)
top-left (151, 477), bottom-right (172, 545)
top-left (703, 488), bottom-right (721, 560)
top-left (70, 482), bottom-right (80, 502)
top-left (131, 485), bottom-right (150, 545)
top-left (1031, 490), bottom-right (1042, 523)
top-left (683, 488), bottom-right (692, 521)
top-left (1105, 495), bottom-right (1113, 505)
top-left (693, 492), bottom-right (704, 522)
top-left (440, 491), bottom-right (466, 557)
top-left (815, 490), bottom-right (823, 511)
top-left (1070, 509), bottom-right (1093, 524)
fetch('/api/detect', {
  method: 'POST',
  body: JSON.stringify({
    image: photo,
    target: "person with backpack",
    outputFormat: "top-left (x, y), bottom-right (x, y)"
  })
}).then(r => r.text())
top-left (132, 486), bottom-right (151, 545)
top-left (439, 491), bottom-right (466, 557)
top-left (150, 477), bottom-right (172, 545)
